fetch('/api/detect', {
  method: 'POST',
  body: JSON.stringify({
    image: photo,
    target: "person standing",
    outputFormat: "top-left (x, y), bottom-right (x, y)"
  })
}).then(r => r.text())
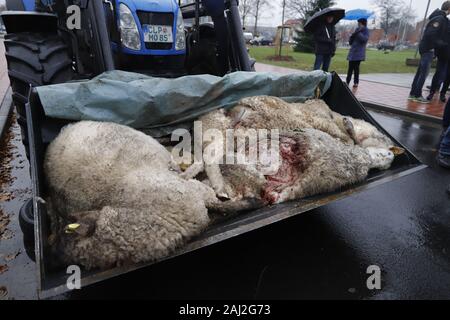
top-left (438, 126), bottom-right (450, 168)
top-left (437, 106), bottom-right (450, 196)
top-left (427, 10), bottom-right (450, 102)
top-left (439, 98), bottom-right (450, 145)
top-left (313, 15), bottom-right (337, 72)
top-left (432, 62), bottom-right (450, 103)
top-left (437, 103), bottom-right (450, 197)
top-left (427, 55), bottom-right (449, 102)
top-left (409, 2), bottom-right (450, 103)
top-left (346, 18), bottom-right (370, 88)
top-left (444, 100), bottom-right (450, 133)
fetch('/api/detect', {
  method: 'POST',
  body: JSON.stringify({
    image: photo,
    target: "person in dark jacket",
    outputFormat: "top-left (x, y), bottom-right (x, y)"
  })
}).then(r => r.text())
top-left (313, 15), bottom-right (337, 72)
top-left (410, 2), bottom-right (450, 103)
top-left (427, 17), bottom-right (450, 102)
top-left (438, 126), bottom-right (450, 169)
top-left (346, 18), bottom-right (370, 88)
top-left (427, 13), bottom-right (450, 102)
top-left (438, 95), bottom-right (450, 147)
top-left (437, 64), bottom-right (450, 102)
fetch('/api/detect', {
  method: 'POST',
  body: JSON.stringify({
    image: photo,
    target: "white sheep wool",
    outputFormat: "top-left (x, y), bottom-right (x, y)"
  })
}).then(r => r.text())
top-left (45, 121), bottom-right (215, 270)
top-left (44, 96), bottom-right (399, 270)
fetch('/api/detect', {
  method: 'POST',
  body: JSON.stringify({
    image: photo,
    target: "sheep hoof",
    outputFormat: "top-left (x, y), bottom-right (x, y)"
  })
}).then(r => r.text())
top-left (179, 163), bottom-right (191, 172)
top-left (343, 118), bottom-right (359, 144)
top-left (217, 192), bottom-right (231, 201)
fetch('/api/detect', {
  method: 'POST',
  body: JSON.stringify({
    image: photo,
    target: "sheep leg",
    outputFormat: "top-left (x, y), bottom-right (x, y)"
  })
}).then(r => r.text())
top-left (343, 117), bottom-right (361, 145)
top-left (208, 198), bottom-right (266, 216)
top-left (205, 163), bottom-right (230, 200)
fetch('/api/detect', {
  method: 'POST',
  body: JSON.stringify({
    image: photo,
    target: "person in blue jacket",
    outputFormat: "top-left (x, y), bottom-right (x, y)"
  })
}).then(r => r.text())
top-left (346, 18), bottom-right (370, 88)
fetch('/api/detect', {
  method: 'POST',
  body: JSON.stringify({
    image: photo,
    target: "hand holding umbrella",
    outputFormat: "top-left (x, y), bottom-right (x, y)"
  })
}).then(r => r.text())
top-left (343, 9), bottom-right (374, 21)
top-left (303, 7), bottom-right (346, 33)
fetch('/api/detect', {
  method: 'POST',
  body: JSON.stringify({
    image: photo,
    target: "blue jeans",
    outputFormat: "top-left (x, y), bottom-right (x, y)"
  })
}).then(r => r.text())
top-left (430, 58), bottom-right (449, 93)
top-left (410, 51), bottom-right (434, 97)
top-left (440, 127), bottom-right (450, 156)
top-left (314, 54), bottom-right (332, 72)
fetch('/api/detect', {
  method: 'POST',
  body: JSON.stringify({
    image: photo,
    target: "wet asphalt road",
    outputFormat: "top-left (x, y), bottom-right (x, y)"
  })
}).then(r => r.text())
top-left (0, 109), bottom-right (449, 300)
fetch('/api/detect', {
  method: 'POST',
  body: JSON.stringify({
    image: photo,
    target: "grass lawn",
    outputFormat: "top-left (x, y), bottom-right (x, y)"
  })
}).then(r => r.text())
top-left (249, 46), bottom-right (421, 74)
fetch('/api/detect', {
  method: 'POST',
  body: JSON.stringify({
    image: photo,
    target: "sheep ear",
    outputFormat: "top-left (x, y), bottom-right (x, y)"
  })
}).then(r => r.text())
top-left (343, 118), bottom-right (359, 145)
top-left (390, 146), bottom-right (405, 156)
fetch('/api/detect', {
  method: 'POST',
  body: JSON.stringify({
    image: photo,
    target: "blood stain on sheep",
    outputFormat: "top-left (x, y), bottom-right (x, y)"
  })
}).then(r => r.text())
top-left (262, 135), bottom-right (310, 204)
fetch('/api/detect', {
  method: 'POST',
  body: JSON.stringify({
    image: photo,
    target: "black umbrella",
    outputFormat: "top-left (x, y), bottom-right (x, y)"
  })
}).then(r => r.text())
top-left (303, 7), bottom-right (345, 33)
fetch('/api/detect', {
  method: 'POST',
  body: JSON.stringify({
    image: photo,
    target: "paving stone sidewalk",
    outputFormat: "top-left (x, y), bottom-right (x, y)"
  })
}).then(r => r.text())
top-left (256, 63), bottom-right (445, 119)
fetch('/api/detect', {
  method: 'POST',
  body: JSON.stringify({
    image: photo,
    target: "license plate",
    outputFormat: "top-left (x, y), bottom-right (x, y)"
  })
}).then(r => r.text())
top-left (143, 25), bottom-right (173, 43)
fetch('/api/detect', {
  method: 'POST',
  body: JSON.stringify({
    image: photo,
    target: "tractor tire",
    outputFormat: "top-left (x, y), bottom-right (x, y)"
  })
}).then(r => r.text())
top-left (4, 32), bottom-right (74, 154)
top-left (19, 198), bottom-right (36, 262)
top-left (19, 199), bottom-right (34, 245)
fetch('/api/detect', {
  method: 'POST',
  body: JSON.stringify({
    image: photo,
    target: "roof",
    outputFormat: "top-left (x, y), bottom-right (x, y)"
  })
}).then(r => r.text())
top-left (284, 19), bottom-right (303, 26)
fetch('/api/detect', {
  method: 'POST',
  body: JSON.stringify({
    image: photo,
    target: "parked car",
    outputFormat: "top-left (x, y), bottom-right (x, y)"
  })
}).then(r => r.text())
top-left (377, 41), bottom-right (396, 51)
top-left (243, 32), bottom-right (254, 43)
top-left (250, 36), bottom-right (273, 46)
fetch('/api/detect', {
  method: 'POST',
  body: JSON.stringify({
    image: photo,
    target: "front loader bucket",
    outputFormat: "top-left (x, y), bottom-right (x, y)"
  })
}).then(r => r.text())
top-left (25, 73), bottom-right (425, 298)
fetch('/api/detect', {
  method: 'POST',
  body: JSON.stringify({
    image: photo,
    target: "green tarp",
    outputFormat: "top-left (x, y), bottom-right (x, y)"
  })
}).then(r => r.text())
top-left (36, 70), bottom-right (332, 130)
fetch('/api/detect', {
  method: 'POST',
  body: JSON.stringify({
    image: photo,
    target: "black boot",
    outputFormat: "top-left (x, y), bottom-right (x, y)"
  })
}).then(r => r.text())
top-left (440, 94), bottom-right (447, 103)
top-left (427, 91), bottom-right (435, 101)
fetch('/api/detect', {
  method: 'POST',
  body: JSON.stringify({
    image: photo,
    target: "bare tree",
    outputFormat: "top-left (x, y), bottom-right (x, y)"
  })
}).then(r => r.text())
top-left (400, 3), bottom-right (417, 42)
top-left (286, 0), bottom-right (335, 20)
top-left (239, 0), bottom-right (253, 28)
top-left (286, 0), bottom-right (315, 20)
top-left (252, 0), bottom-right (272, 36)
top-left (372, 0), bottom-right (402, 36)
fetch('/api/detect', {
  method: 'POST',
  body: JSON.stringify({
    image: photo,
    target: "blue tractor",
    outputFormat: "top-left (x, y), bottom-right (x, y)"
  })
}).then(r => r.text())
top-left (1, 0), bottom-right (253, 151)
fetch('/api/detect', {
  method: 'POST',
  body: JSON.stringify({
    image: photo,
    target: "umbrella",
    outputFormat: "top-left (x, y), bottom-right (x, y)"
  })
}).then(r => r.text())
top-left (304, 7), bottom-right (346, 33)
top-left (343, 9), bottom-right (374, 21)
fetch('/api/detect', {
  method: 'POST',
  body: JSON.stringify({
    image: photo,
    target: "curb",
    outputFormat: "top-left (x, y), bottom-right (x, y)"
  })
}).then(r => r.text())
top-left (0, 87), bottom-right (13, 143)
top-left (361, 100), bottom-right (443, 125)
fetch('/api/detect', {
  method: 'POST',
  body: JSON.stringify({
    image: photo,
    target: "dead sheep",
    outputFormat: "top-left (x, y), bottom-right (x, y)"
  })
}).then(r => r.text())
top-left (229, 96), bottom-right (357, 144)
top-left (261, 129), bottom-right (394, 204)
top-left (182, 96), bottom-right (399, 199)
top-left (45, 121), bottom-right (220, 270)
top-left (209, 129), bottom-right (394, 205)
top-left (231, 96), bottom-right (396, 150)
top-left (296, 99), bottom-right (396, 150)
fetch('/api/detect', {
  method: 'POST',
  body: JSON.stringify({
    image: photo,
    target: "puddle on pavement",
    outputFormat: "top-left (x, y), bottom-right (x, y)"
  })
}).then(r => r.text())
top-left (0, 113), bottom-right (36, 299)
top-left (0, 116), bottom-right (14, 243)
